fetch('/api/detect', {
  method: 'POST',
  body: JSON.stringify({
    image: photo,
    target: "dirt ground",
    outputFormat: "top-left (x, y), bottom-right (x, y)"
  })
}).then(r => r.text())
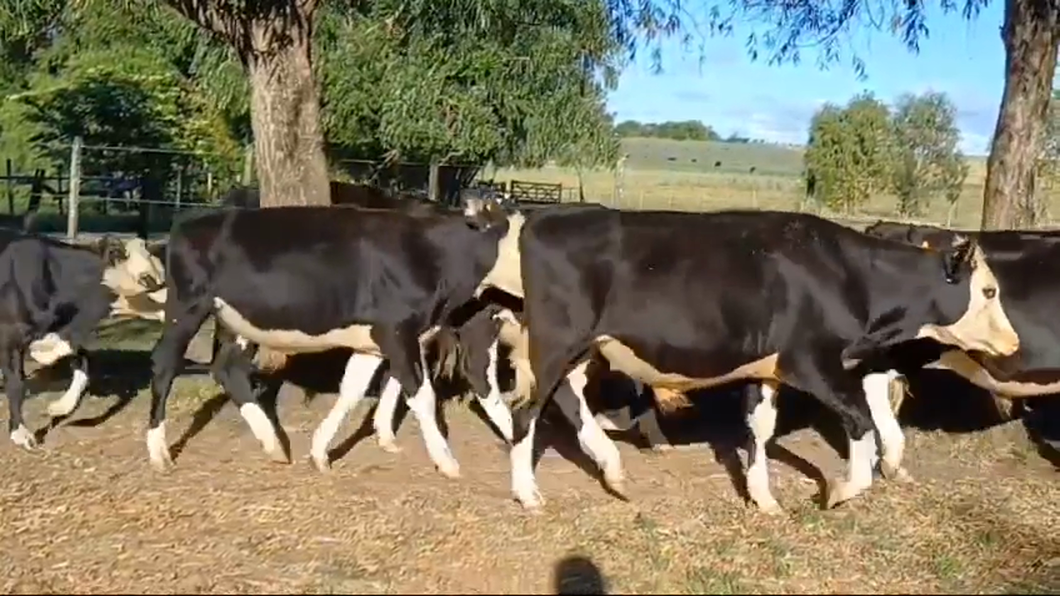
top-left (0, 319), bottom-right (1057, 594)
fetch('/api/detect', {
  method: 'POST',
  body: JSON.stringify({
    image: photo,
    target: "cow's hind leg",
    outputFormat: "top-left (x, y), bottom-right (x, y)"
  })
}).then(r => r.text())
top-left (469, 337), bottom-right (514, 442)
top-left (212, 329), bottom-right (287, 464)
top-left (47, 350), bottom-right (90, 418)
top-left (549, 359), bottom-right (625, 496)
top-left (3, 344), bottom-right (35, 450)
top-left (380, 326), bottom-right (460, 478)
top-left (147, 300), bottom-right (213, 470)
top-left (744, 381), bottom-right (782, 514)
top-left (785, 350), bottom-right (877, 509)
top-left (310, 352), bottom-right (384, 472)
top-left (371, 374), bottom-right (404, 453)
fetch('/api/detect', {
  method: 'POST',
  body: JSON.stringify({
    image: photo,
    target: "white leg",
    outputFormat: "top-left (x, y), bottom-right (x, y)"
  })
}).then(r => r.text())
top-left (826, 429), bottom-right (877, 508)
top-left (372, 376), bottom-right (404, 453)
top-left (47, 367), bottom-right (90, 418)
top-left (567, 360), bottom-right (625, 494)
top-left (147, 422), bottom-right (172, 469)
top-left (863, 371), bottom-right (912, 482)
top-left (404, 357), bottom-right (461, 478)
top-left (510, 415), bottom-right (543, 509)
top-left (477, 339), bottom-right (514, 442)
top-left (238, 402), bottom-right (288, 463)
top-left (10, 424), bottom-right (36, 450)
top-left (746, 381), bottom-right (782, 514)
top-left (310, 353), bottom-right (384, 472)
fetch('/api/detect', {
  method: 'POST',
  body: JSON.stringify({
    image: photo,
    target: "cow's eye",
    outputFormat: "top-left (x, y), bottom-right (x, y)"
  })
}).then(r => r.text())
top-left (982, 287), bottom-right (997, 300)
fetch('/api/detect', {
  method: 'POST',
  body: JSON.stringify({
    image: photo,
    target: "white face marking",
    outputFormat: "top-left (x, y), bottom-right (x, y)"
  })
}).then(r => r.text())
top-left (47, 368), bottom-right (90, 418)
top-left (372, 376), bottom-right (404, 453)
top-left (101, 238), bottom-right (165, 297)
top-left (476, 338), bottom-right (514, 442)
top-left (404, 356), bottom-right (460, 478)
top-left (310, 353), bottom-right (385, 471)
top-left (476, 213), bottom-right (525, 299)
top-left (917, 244), bottom-right (1019, 357)
top-left (237, 402), bottom-right (283, 460)
top-left (746, 382), bottom-right (780, 514)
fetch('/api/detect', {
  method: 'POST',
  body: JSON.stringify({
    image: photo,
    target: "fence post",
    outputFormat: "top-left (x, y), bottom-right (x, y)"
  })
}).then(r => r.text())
top-left (5, 159), bottom-right (12, 215)
top-left (241, 144), bottom-right (255, 186)
top-left (66, 137), bottom-right (83, 240)
top-left (428, 160), bottom-right (440, 203)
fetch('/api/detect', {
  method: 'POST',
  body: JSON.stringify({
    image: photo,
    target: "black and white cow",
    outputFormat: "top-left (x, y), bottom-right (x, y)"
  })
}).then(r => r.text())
top-left (0, 230), bottom-right (166, 447)
top-left (147, 205), bottom-right (523, 476)
top-left (469, 206), bottom-right (1020, 513)
top-left (863, 220), bottom-right (1060, 423)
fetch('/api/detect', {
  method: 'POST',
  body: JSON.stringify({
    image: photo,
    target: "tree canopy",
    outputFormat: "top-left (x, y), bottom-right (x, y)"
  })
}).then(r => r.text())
top-left (804, 90), bottom-right (969, 216)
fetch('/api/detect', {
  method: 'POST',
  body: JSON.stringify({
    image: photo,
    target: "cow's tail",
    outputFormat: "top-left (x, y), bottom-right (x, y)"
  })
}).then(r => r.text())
top-left (431, 327), bottom-right (464, 381)
top-left (650, 386), bottom-right (694, 413)
top-left (253, 346), bottom-right (290, 373)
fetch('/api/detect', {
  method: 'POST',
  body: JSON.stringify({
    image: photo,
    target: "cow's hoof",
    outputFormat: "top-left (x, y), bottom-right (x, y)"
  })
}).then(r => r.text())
top-left (266, 447), bottom-right (291, 464)
top-left (603, 468), bottom-right (627, 497)
top-left (514, 489), bottom-right (545, 512)
top-left (753, 498), bottom-right (784, 516)
top-left (10, 425), bottom-right (37, 450)
top-left (435, 458), bottom-right (461, 479)
top-left (825, 478), bottom-right (866, 509)
top-left (648, 443), bottom-right (675, 454)
top-left (147, 426), bottom-right (173, 471)
top-left (880, 461), bottom-right (914, 484)
top-left (377, 438), bottom-right (403, 454)
top-left (310, 452), bottom-right (331, 473)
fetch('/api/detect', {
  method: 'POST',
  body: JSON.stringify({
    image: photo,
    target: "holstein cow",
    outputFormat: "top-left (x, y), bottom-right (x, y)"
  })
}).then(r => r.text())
top-left (864, 219), bottom-right (1060, 422)
top-left (0, 230), bottom-right (166, 447)
top-left (147, 205), bottom-right (522, 476)
top-left (475, 206), bottom-right (1020, 513)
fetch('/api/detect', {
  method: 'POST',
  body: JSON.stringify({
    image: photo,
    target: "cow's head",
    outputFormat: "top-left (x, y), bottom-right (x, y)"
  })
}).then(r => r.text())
top-left (918, 235), bottom-right (1019, 357)
top-left (95, 236), bottom-right (166, 296)
top-left (461, 189), bottom-right (509, 230)
top-left (842, 234), bottom-right (1020, 368)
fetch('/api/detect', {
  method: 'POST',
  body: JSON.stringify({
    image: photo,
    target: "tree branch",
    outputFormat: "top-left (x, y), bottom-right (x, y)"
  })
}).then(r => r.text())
top-left (161, 0), bottom-right (232, 38)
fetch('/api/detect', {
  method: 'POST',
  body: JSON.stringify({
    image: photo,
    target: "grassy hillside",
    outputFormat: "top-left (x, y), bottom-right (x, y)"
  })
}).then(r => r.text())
top-left (620, 137), bottom-right (806, 177)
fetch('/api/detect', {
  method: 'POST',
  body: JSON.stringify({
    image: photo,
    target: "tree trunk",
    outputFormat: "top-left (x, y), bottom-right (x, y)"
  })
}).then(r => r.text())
top-left (979, 0), bottom-right (1060, 230)
top-left (246, 16), bottom-right (331, 208)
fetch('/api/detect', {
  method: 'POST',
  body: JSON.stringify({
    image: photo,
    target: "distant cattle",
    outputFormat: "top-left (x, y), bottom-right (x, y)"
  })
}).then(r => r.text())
top-left (147, 205), bottom-right (523, 477)
top-left (864, 220), bottom-right (1060, 423)
top-left (0, 231), bottom-right (166, 446)
top-left (471, 206), bottom-right (1019, 512)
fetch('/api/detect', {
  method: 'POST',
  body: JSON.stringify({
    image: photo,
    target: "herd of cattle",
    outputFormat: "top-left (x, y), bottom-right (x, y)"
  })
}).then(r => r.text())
top-left (1, 181), bottom-right (1057, 517)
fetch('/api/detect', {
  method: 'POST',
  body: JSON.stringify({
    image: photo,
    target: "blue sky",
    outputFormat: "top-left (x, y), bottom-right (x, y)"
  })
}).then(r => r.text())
top-left (606, 3), bottom-right (1009, 156)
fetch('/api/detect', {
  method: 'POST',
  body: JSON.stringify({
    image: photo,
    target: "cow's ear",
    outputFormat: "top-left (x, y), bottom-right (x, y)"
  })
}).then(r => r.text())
top-left (840, 326), bottom-right (907, 370)
top-left (941, 235), bottom-right (977, 283)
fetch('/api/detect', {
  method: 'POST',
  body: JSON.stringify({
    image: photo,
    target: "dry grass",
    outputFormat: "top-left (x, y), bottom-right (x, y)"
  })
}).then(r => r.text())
top-left (0, 320), bottom-right (1055, 594)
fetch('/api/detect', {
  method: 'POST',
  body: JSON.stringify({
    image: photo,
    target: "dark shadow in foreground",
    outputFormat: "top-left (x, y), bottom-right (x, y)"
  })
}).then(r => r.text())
top-left (553, 555), bottom-right (608, 595)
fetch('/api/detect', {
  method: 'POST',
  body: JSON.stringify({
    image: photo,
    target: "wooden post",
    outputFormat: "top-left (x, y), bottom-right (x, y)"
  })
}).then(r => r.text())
top-left (428, 160), bottom-right (441, 203)
top-left (206, 168), bottom-right (214, 202)
top-left (175, 163), bottom-right (184, 209)
top-left (241, 145), bottom-right (254, 186)
top-left (5, 159), bottom-right (13, 214)
top-left (66, 137), bottom-right (82, 240)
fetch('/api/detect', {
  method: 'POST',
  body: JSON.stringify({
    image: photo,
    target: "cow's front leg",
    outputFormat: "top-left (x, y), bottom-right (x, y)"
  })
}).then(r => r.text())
top-left (3, 346), bottom-right (36, 450)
